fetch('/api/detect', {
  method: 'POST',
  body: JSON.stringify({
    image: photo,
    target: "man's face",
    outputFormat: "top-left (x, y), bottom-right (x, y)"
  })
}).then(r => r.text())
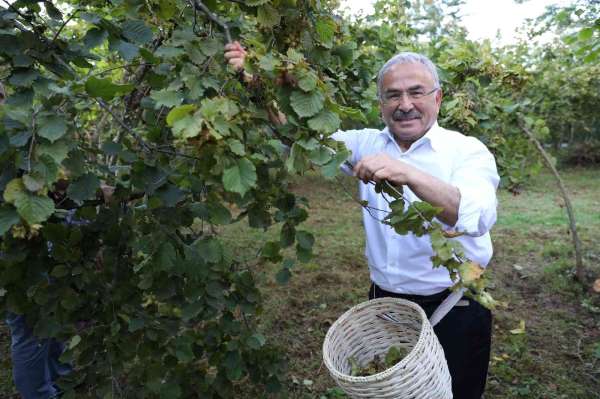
top-left (379, 62), bottom-right (442, 149)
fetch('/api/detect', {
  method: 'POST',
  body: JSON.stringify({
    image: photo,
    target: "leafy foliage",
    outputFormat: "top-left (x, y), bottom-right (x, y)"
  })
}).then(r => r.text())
top-left (0, 0), bottom-right (350, 396)
top-left (1, 0), bottom-right (597, 396)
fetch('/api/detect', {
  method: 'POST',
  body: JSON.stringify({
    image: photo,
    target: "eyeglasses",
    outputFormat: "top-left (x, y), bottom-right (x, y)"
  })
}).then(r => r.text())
top-left (381, 87), bottom-right (439, 105)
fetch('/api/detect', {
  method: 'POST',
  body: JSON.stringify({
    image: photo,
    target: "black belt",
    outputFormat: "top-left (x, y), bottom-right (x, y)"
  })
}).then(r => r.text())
top-left (371, 282), bottom-right (452, 305)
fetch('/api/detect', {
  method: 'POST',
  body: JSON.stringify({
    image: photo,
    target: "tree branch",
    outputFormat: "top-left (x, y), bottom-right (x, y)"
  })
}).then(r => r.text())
top-left (189, 0), bottom-right (232, 43)
top-left (95, 99), bottom-right (204, 163)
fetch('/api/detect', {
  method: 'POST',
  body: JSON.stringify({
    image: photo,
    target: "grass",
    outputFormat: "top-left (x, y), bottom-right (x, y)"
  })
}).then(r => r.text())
top-left (2, 167), bottom-right (599, 398)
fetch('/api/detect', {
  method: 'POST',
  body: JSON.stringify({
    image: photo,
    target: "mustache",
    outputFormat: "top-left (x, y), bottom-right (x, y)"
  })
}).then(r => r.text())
top-left (392, 109), bottom-right (422, 121)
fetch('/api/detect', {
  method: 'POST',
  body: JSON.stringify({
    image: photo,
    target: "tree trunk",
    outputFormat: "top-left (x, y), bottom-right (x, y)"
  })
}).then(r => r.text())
top-left (520, 124), bottom-right (585, 283)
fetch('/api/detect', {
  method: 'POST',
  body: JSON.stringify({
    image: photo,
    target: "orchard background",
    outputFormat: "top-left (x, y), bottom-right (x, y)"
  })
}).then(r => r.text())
top-left (0, 0), bottom-right (599, 398)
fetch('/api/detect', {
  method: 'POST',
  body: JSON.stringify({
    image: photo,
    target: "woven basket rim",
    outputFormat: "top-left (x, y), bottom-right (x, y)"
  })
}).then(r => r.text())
top-left (322, 297), bottom-right (429, 383)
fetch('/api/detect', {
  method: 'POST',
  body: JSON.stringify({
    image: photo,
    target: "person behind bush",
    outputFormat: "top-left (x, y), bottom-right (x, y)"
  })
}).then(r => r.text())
top-left (2, 81), bottom-right (72, 399)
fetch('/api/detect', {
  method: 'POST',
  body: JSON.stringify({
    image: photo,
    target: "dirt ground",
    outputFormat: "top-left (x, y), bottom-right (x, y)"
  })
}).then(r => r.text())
top-left (1, 168), bottom-right (599, 398)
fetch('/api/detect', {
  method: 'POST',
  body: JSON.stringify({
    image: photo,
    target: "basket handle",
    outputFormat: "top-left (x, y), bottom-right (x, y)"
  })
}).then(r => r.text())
top-left (429, 288), bottom-right (466, 327)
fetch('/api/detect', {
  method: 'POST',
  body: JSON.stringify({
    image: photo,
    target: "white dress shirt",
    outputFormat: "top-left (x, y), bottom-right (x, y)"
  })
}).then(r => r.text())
top-left (332, 122), bottom-right (500, 295)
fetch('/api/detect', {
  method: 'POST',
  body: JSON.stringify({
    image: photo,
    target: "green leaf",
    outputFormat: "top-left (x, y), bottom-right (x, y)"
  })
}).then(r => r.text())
top-left (85, 77), bottom-right (134, 101)
top-left (166, 104), bottom-right (196, 126)
top-left (101, 141), bottom-right (122, 156)
top-left (275, 268), bottom-right (291, 284)
top-left (196, 238), bottom-right (222, 263)
top-left (38, 116), bottom-right (68, 142)
top-left (83, 28), bottom-right (108, 49)
top-left (246, 333), bottom-right (266, 349)
top-left (36, 140), bottom-right (70, 164)
top-left (315, 17), bottom-right (336, 48)
top-left (151, 89), bottom-right (183, 108)
top-left (22, 174), bottom-right (45, 192)
top-left (295, 230), bottom-right (314, 250)
top-left (34, 155), bottom-right (60, 185)
top-left (261, 241), bottom-right (281, 261)
top-left (155, 46), bottom-right (184, 59)
top-left (296, 138), bottom-right (319, 150)
top-left (307, 110), bottom-right (340, 133)
top-left (0, 205), bottom-right (20, 235)
top-left (257, 5), bottom-right (281, 28)
top-left (3, 178), bottom-right (28, 204)
top-left (195, 37), bottom-right (219, 57)
top-left (191, 202), bottom-right (232, 225)
top-left (308, 146), bottom-right (333, 166)
top-left (160, 383), bottom-right (182, 399)
top-left (258, 53), bottom-right (281, 71)
top-left (113, 40), bottom-right (139, 61)
top-left (44, 2), bottom-right (63, 19)
top-left (200, 97), bottom-right (239, 120)
top-left (51, 264), bottom-right (70, 278)
top-left (158, 0), bottom-right (177, 19)
top-left (9, 69), bottom-right (39, 87)
top-left (171, 115), bottom-right (203, 139)
top-left (333, 43), bottom-right (355, 67)
top-left (68, 335), bottom-right (81, 350)
top-left (578, 27), bottom-right (594, 41)
top-left (298, 71), bottom-right (318, 92)
top-left (222, 158), bottom-right (257, 196)
top-left (175, 336), bottom-right (194, 363)
top-left (280, 223), bottom-right (295, 247)
top-left (128, 318), bottom-right (145, 332)
top-left (593, 343), bottom-right (600, 359)
top-left (15, 194), bottom-right (55, 225)
top-left (290, 90), bottom-right (325, 118)
top-left (156, 184), bottom-right (185, 207)
top-left (122, 19), bottom-right (153, 45)
top-left (67, 173), bottom-right (101, 202)
top-left (226, 139), bottom-right (245, 156)
top-left (321, 149), bottom-right (349, 179)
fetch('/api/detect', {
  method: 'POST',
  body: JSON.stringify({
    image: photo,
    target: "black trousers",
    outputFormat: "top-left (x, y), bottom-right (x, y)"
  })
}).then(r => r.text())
top-left (369, 283), bottom-right (492, 399)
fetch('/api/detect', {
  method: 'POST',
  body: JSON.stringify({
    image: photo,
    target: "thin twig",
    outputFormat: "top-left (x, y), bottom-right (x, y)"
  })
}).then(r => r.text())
top-left (190, 0), bottom-right (232, 43)
top-left (95, 99), bottom-right (151, 151)
top-left (334, 175), bottom-right (386, 223)
top-left (90, 63), bottom-right (153, 78)
top-left (520, 121), bottom-right (585, 283)
top-left (52, 8), bottom-right (82, 43)
top-left (27, 113), bottom-right (37, 172)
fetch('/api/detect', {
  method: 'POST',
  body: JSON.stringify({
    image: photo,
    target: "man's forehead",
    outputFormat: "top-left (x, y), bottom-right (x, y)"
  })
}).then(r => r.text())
top-left (381, 62), bottom-right (435, 88)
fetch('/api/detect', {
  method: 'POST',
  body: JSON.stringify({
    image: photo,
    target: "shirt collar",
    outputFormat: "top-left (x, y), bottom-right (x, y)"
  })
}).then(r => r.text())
top-left (380, 121), bottom-right (442, 153)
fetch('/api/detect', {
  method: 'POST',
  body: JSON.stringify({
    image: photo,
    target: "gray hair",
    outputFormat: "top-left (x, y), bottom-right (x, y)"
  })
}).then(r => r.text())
top-left (376, 52), bottom-right (440, 99)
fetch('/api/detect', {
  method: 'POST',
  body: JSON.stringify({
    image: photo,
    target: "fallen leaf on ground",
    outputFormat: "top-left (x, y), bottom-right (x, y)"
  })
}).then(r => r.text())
top-left (509, 320), bottom-right (526, 335)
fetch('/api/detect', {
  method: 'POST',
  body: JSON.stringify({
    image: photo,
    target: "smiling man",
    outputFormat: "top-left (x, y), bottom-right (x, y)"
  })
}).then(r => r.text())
top-left (225, 46), bottom-right (500, 399)
top-left (333, 53), bottom-right (499, 399)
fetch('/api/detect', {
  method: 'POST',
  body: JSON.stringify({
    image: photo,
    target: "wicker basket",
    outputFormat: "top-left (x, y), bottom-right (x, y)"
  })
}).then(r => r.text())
top-left (322, 297), bottom-right (452, 399)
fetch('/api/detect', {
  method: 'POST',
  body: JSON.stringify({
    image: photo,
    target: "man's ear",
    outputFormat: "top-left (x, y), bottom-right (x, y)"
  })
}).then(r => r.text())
top-left (435, 89), bottom-right (443, 107)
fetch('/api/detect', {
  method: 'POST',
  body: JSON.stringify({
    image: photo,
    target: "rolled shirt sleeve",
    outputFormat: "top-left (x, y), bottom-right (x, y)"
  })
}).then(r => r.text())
top-left (451, 137), bottom-right (500, 237)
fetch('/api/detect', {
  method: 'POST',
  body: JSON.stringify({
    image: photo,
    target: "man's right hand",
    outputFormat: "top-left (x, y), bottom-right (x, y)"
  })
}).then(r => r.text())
top-left (224, 41), bottom-right (247, 71)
